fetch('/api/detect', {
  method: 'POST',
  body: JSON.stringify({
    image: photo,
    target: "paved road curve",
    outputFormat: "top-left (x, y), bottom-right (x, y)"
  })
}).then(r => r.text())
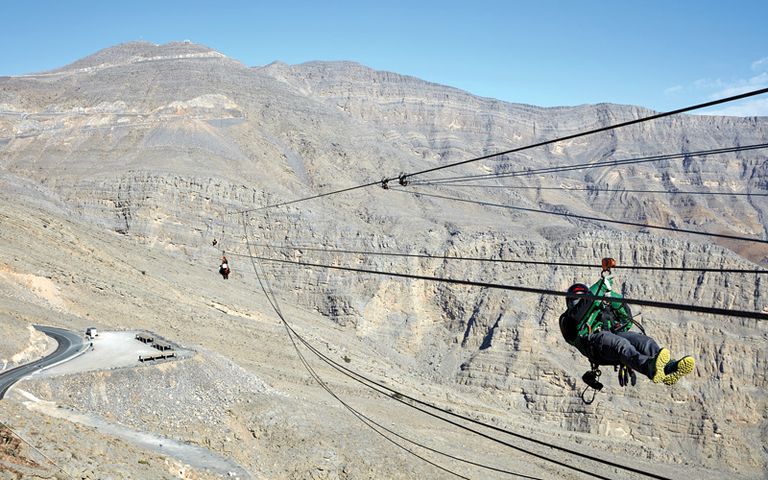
top-left (0, 325), bottom-right (85, 399)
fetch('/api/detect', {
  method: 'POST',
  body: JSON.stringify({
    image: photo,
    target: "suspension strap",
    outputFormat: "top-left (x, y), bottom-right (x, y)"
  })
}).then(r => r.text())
top-left (633, 316), bottom-right (647, 335)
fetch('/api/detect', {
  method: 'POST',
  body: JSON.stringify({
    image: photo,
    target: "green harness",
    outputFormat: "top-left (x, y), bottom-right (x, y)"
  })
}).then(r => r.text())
top-left (568, 275), bottom-right (633, 360)
top-left (576, 275), bottom-right (633, 337)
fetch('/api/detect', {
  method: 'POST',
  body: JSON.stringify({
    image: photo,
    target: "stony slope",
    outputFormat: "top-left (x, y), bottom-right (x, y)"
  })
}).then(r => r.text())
top-left (1, 41), bottom-right (767, 478)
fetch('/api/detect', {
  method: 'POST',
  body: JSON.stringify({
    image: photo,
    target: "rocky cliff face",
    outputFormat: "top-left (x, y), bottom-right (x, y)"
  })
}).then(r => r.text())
top-left (1, 41), bottom-right (767, 478)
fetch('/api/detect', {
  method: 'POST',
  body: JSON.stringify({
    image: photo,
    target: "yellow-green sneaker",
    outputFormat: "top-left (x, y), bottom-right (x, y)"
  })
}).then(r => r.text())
top-left (663, 356), bottom-right (695, 385)
top-left (652, 348), bottom-right (671, 384)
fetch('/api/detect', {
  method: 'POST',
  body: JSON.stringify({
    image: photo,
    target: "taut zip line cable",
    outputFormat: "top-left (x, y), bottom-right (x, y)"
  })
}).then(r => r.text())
top-left (287, 323), bottom-right (624, 480)
top-left (286, 319), bottom-right (671, 480)
top-left (229, 87), bottom-right (768, 214)
top-left (229, 252), bottom-right (768, 321)
top-left (408, 143), bottom-right (768, 186)
top-left (282, 306), bottom-right (541, 478)
top-left (243, 218), bottom-right (470, 478)
top-left (242, 215), bottom-right (539, 479)
top-left (415, 185), bottom-right (768, 197)
top-left (225, 90), bottom-right (768, 475)
top-left (391, 188), bottom-right (768, 245)
top-left (240, 220), bottom-right (666, 480)
top-left (280, 313), bottom-right (478, 479)
top-left (283, 325), bottom-right (482, 479)
top-left (231, 180), bottom-right (381, 214)
top-left (230, 242), bottom-right (768, 274)
top-left (398, 87), bottom-right (768, 182)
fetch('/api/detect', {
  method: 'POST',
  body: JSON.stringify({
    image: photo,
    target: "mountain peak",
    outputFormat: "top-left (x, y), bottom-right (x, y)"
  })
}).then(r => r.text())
top-left (47, 41), bottom-right (229, 75)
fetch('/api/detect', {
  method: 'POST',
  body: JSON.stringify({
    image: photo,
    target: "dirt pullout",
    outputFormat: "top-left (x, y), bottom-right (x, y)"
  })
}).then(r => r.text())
top-left (35, 330), bottom-right (193, 376)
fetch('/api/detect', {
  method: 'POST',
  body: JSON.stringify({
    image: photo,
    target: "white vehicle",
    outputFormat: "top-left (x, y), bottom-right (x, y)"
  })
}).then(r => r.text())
top-left (85, 327), bottom-right (98, 339)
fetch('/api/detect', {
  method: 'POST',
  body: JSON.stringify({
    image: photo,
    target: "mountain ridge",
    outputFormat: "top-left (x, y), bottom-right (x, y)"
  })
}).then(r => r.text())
top-left (0, 41), bottom-right (766, 479)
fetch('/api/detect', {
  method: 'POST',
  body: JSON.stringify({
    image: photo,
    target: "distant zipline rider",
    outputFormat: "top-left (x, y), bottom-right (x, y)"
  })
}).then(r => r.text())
top-left (219, 253), bottom-right (230, 280)
top-left (559, 258), bottom-right (695, 403)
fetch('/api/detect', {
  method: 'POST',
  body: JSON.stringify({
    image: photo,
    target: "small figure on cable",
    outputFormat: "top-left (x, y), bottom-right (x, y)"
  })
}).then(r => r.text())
top-left (219, 254), bottom-right (230, 280)
top-left (559, 258), bottom-right (694, 397)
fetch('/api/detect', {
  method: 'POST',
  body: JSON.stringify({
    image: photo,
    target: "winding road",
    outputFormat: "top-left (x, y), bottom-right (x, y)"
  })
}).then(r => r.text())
top-left (0, 325), bottom-right (85, 399)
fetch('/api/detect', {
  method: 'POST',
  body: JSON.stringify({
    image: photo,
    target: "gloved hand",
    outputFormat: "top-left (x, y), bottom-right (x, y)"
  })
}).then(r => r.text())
top-left (617, 364), bottom-right (637, 387)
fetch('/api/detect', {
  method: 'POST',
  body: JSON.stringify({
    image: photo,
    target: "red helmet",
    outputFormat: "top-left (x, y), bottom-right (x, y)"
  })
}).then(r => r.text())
top-left (565, 283), bottom-right (590, 309)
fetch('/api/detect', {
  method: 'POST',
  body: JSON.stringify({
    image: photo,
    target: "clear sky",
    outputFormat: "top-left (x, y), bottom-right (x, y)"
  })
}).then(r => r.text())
top-left (2, 0), bottom-right (767, 115)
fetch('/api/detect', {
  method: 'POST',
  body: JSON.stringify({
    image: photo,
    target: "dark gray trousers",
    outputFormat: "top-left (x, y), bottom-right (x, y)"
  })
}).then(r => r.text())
top-left (587, 331), bottom-right (661, 379)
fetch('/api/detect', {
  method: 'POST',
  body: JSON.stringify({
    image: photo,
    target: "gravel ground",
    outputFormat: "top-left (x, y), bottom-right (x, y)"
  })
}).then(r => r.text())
top-left (0, 397), bottom-right (226, 480)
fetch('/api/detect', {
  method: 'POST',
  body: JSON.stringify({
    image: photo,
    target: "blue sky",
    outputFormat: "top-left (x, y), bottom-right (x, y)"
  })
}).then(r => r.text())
top-left (2, 1), bottom-right (767, 115)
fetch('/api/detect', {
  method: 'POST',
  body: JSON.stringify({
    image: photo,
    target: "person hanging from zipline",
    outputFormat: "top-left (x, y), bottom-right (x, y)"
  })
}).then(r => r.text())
top-left (219, 254), bottom-right (230, 280)
top-left (559, 258), bottom-right (694, 395)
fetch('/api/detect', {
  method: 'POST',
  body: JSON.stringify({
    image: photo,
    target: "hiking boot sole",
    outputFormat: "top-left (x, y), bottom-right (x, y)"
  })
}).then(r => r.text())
top-left (663, 356), bottom-right (695, 385)
top-left (652, 348), bottom-right (671, 384)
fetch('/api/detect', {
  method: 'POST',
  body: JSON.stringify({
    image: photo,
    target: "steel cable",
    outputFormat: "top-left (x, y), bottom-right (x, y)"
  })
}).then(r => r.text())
top-left (228, 252), bottom-right (768, 321)
top-left (409, 143), bottom-right (768, 186)
top-left (417, 184), bottom-right (768, 197)
top-left (230, 87), bottom-right (768, 214)
top-left (238, 221), bottom-right (672, 479)
top-left (242, 214), bottom-right (539, 479)
top-left (229, 242), bottom-right (768, 274)
top-left (391, 188), bottom-right (768, 245)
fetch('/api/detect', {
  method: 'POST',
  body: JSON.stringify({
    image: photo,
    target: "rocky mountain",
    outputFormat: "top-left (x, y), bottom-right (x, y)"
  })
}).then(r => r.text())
top-left (0, 41), bottom-right (767, 479)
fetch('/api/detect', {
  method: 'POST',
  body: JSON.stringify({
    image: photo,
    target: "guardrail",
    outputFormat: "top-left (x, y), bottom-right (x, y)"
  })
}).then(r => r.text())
top-left (138, 352), bottom-right (176, 363)
top-left (135, 333), bottom-right (154, 344)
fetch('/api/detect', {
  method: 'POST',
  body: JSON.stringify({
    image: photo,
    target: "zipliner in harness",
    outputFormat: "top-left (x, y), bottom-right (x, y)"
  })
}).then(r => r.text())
top-left (560, 258), bottom-right (642, 404)
top-left (219, 253), bottom-right (231, 279)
